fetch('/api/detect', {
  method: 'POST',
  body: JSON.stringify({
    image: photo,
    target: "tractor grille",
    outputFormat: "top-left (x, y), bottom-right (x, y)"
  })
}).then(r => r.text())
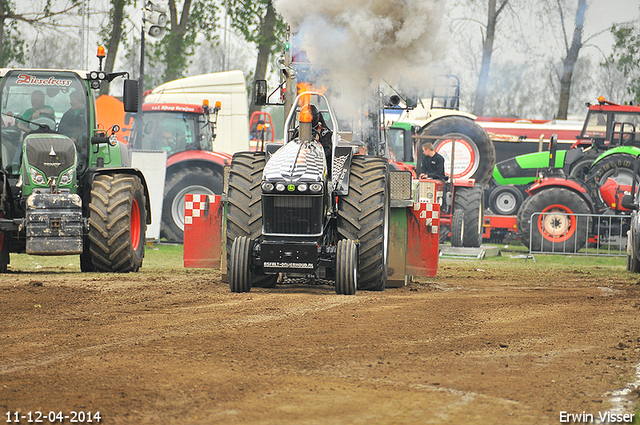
top-left (263, 194), bottom-right (323, 236)
top-left (25, 136), bottom-right (75, 178)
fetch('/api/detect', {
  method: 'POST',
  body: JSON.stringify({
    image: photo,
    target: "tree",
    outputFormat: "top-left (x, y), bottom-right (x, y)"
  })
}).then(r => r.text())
top-left (99, 0), bottom-right (132, 95)
top-left (472, 0), bottom-right (509, 117)
top-left (554, 0), bottom-right (587, 120)
top-left (159, 0), bottom-right (218, 83)
top-left (226, 0), bottom-right (286, 115)
top-left (0, 0), bottom-right (79, 67)
top-left (603, 21), bottom-right (640, 104)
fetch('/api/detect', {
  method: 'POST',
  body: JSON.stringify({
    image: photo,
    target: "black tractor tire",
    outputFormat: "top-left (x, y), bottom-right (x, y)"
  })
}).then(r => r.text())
top-left (87, 174), bottom-right (147, 272)
top-left (229, 236), bottom-right (252, 293)
top-left (587, 153), bottom-right (638, 187)
top-left (627, 249), bottom-right (640, 273)
top-left (568, 150), bottom-right (600, 180)
top-left (488, 185), bottom-right (523, 216)
top-left (335, 239), bottom-right (358, 295)
top-left (517, 194), bottom-right (535, 248)
top-left (450, 209), bottom-right (465, 247)
top-left (337, 156), bottom-right (390, 291)
top-left (451, 185), bottom-right (484, 247)
top-left (0, 231), bottom-right (9, 273)
top-left (79, 239), bottom-right (95, 272)
top-left (418, 116), bottom-right (495, 185)
top-left (161, 165), bottom-right (223, 243)
top-left (517, 187), bottom-right (590, 253)
top-left (226, 151), bottom-right (277, 288)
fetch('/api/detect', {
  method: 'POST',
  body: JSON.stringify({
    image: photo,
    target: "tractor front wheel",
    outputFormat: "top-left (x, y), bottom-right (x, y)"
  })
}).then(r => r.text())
top-left (229, 236), bottom-right (252, 293)
top-left (87, 173), bottom-right (147, 272)
top-left (0, 232), bottom-right (9, 273)
top-left (335, 239), bottom-right (358, 295)
top-left (517, 187), bottom-right (590, 253)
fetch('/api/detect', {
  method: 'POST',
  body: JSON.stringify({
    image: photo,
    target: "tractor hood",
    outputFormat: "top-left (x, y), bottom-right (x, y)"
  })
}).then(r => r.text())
top-left (263, 139), bottom-right (327, 183)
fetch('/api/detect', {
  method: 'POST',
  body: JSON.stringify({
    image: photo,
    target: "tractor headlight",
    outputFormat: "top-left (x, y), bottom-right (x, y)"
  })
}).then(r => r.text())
top-left (59, 168), bottom-right (74, 185)
top-left (275, 183), bottom-right (286, 192)
top-left (262, 182), bottom-right (274, 192)
top-left (29, 167), bottom-right (46, 185)
top-left (297, 183), bottom-right (308, 192)
top-left (309, 183), bottom-right (323, 193)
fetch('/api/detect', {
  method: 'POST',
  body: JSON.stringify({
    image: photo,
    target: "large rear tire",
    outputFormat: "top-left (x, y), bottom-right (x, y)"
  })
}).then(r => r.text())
top-left (88, 174), bottom-right (147, 272)
top-left (588, 153), bottom-right (637, 186)
top-left (517, 194), bottom-right (535, 248)
top-left (226, 152), bottom-right (277, 288)
top-left (229, 236), bottom-right (252, 293)
top-left (451, 185), bottom-right (484, 247)
top-left (418, 116), bottom-right (495, 185)
top-left (335, 239), bottom-right (358, 295)
top-left (517, 187), bottom-right (590, 253)
top-left (337, 156), bottom-right (390, 291)
top-left (161, 166), bottom-right (222, 243)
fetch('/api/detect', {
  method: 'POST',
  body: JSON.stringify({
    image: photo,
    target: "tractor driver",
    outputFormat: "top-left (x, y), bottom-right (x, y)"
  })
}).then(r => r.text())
top-left (17, 90), bottom-right (55, 133)
top-left (311, 104), bottom-right (333, 164)
top-left (418, 142), bottom-right (446, 181)
top-left (58, 90), bottom-right (87, 144)
top-left (418, 142), bottom-right (448, 209)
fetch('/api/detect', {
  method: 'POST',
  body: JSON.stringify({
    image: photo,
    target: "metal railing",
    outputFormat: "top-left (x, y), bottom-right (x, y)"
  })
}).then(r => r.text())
top-left (528, 212), bottom-right (628, 257)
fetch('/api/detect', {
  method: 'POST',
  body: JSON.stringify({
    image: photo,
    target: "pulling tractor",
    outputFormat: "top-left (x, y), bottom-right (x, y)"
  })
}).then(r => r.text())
top-left (0, 50), bottom-right (150, 272)
top-left (223, 90), bottom-right (441, 294)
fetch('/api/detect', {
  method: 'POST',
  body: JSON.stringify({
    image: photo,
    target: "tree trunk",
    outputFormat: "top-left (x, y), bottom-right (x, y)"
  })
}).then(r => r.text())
top-left (556, 0), bottom-right (587, 120)
top-left (163, 0), bottom-right (192, 83)
top-left (473, 0), bottom-right (508, 117)
top-left (249, 0), bottom-right (277, 116)
top-left (0, 2), bottom-right (5, 68)
top-left (100, 0), bottom-right (125, 95)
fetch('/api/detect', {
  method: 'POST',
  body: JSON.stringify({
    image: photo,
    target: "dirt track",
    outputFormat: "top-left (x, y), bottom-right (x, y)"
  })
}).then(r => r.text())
top-left (1, 258), bottom-right (640, 424)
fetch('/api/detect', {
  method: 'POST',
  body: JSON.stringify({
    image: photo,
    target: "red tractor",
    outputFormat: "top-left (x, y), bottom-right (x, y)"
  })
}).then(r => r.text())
top-left (517, 135), bottom-right (634, 252)
top-left (128, 102), bottom-right (231, 242)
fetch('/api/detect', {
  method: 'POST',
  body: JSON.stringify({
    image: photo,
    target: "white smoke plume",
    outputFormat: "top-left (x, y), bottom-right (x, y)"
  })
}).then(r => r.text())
top-left (274, 0), bottom-right (449, 119)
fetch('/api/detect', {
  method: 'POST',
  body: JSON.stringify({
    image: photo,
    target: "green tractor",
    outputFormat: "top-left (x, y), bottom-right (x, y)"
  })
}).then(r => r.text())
top-left (492, 98), bottom-right (640, 216)
top-left (0, 56), bottom-right (151, 272)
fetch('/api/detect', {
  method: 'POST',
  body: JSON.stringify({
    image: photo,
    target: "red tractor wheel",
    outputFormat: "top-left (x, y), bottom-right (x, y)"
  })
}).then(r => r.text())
top-left (517, 187), bottom-right (590, 253)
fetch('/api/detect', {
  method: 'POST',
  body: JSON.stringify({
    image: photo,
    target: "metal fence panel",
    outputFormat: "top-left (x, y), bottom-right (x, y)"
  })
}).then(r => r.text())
top-left (529, 212), bottom-right (628, 256)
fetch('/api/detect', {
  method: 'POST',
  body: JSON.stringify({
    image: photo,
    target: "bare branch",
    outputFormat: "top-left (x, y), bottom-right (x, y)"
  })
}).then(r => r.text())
top-left (556, 0), bottom-right (569, 53)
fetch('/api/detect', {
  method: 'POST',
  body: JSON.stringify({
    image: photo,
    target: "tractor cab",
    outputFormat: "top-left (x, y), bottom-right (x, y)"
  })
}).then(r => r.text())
top-left (128, 102), bottom-right (217, 155)
top-left (576, 97), bottom-right (640, 150)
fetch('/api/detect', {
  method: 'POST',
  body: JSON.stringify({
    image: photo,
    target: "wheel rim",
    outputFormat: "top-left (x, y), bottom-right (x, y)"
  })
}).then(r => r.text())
top-left (538, 204), bottom-right (576, 243)
top-left (131, 199), bottom-right (141, 251)
top-left (172, 185), bottom-right (215, 231)
top-left (600, 168), bottom-right (635, 186)
top-left (494, 191), bottom-right (518, 215)
top-left (434, 133), bottom-right (479, 180)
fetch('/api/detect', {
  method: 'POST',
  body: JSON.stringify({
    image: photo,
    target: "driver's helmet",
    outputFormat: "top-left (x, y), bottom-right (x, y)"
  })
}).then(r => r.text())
top-left (310, 104), bottom-right (320, 128)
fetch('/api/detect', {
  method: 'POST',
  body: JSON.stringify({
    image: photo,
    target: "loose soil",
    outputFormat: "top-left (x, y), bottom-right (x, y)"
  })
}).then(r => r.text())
top-left (2, 256), bottom-right (640, 424)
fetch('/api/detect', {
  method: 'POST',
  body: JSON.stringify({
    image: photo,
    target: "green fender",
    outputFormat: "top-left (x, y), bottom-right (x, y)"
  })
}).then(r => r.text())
top-left (492, 150), bottom-right (567, 186)
top-left (589, 146), bottom-right (640, 168)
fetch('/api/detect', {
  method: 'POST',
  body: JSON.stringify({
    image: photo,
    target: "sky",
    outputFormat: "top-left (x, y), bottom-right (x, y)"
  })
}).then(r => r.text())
top-left (583, 0), bottom-right (640, 58)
